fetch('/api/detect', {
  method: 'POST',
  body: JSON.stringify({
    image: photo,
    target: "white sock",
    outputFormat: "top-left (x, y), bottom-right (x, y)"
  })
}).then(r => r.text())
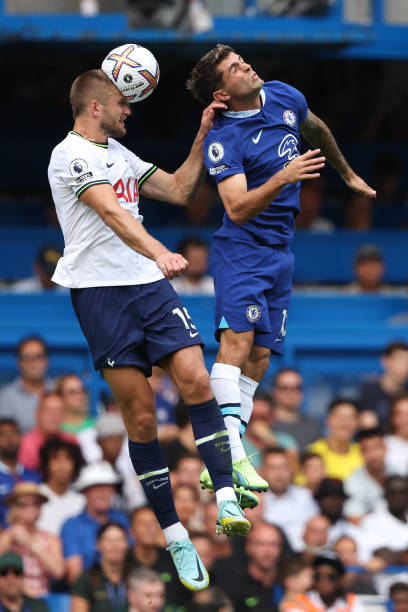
top-left (163, 522), bottom-right (189, 546)
top-left (216, 486), bottom-right (236, 505)
top-left (211, 363), bottom-right (246, 461)
top-left (240, 375), bottom-right (259, 437)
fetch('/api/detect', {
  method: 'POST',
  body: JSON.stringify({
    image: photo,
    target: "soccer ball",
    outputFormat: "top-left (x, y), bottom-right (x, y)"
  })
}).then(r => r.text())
top-left (101, 43), bottom-right (160, 103)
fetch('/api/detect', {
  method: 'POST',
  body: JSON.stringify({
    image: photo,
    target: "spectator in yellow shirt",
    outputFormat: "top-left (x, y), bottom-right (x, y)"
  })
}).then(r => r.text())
top-left (308, 399), bottom-right (363, 480)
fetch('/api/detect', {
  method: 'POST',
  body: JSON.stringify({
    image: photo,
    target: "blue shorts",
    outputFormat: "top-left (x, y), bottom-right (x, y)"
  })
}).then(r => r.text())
top-left (71, 279), bottom-right (204, 377)
top-left (211, 236), bottom-right (294, 355)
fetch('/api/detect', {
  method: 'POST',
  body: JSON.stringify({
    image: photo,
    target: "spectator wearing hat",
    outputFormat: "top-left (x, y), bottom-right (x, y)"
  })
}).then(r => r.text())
top-left (315, 478), bottom-right (368, 564)
top-left (308, 398), bottom-right (363, 481)
top-left (282, 551), bottom-right (364, 612)
top-left (94, 412), bottom-right (146, 512)
top-left (36, 437), bottom-right (85, 536)
top-left (0, 336), bottom-right (53, 434)
top-left (9, 244), bottom-right (65, 293)
top-left (0, 418), bottom-right (41, 527)
top-left (18, 392), bottom-right (77, 471)
top-left (359, 341), bottom-right (408, 428)
top-left (0, 482), bottom-right (64, 598)
top-left (0, 552), bottom-right (49, 611)
top-left (346, 244), bottom-right (390, 294)
top-left (60, 460), bottom-right (129, 585)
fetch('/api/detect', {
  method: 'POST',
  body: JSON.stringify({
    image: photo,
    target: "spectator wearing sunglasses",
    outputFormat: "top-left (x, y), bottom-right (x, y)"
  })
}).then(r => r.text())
top-left (271, 369), bottom-right (322, 451)
top-left (0, 482), bottom-right (65, 598)
top-left (282, 551), bottom-right (364, 612)
top-left (0, 551), bottom-right (49, 611)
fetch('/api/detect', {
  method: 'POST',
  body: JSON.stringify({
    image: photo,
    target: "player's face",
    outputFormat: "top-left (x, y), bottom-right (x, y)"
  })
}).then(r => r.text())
top-left (100, 89), bottom-right (131, 138)
top-left (216, 52), bottom-right (264, 103)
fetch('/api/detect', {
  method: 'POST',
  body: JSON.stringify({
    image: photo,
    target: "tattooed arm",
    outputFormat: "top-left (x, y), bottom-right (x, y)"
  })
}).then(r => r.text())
top-left (300, 110), bottom-right (376, 198)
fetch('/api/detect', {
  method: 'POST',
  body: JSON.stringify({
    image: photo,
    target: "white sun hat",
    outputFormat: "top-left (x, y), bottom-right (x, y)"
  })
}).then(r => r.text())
top-left (74, 460), bottom-right (122, 492)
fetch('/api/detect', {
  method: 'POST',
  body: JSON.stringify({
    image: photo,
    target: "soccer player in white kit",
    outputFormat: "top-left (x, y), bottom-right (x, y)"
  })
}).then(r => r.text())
top-left (48, 69), bottom-right (251, 592)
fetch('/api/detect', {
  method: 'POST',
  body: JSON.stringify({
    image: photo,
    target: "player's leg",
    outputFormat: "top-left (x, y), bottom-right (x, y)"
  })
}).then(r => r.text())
top-left (240, 344), bottom-right (271, 438)
top-left (102, 366), bottom-right (209, 591)
top-left (160, 345), bottom-right (252, 533)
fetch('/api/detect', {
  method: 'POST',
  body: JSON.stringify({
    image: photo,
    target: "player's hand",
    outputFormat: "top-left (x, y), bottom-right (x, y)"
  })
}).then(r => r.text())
top-left (156, 251), bottom-right (188, 279)
top-left (280, 149), bottom-right (325, 184)
top-left (199, 101), bottom-right (228, 137)
top-left (343, 172), bottom-right (377, 198)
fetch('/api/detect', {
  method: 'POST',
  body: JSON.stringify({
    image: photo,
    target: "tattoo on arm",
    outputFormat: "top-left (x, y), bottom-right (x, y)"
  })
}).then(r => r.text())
top-left (300, 110), bottom-right (352, 178)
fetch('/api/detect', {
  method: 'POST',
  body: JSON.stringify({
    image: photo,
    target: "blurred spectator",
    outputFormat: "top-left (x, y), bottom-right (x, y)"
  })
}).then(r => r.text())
top-left (18, 392), bottom-right (77, 471)
top-left (0, 551), bottom-right (49, 612)
top-left (271, 369), bottom-right (322, 451)
top-left (95, 412), bottom-right (147, 512)
top-left (186, 0), bottom-right (213, 33)
top-left (215, 522), bottom-right (283, 611)
top-left (9, 244), bottom-right (64, 293)
top-left (148, 366), bottom-right (179, 437)
top-left (314, 478), bottom-right (368, 563)
top-left (126, 0), bottom-right (213, 33)
top-left (56, 374), bottom-right (94, 436)
top-left (188, 585), bottom-right (233, 612)
top-left (0, 418), bottom-right (41, 527)
top-left (372, 153), bottom-right (405, 206)
top-left (71, 522), bottom-right (129, 612)
top-left (61, 460), bottom-right (129, 585)
top-left (36, 437), bottom-right (85, 536)
top-left (346, 244), bottom-right (390, 294)
top-left (389, 582), bottom-right (408, 612)
top-left (343, 427), bottom-right (386, 522)
top-left (308, 398), bottom-right (363, 480)
top-left (128, 505), bottom-right (189, 609)
top-left (173, 482), bottom-right (203, 531)
top-left (0, 336), bottom-right (53, 433)
top-left (242, 391), bottom-right (299, 470)
top-left (294, 452), bottom-right (325, 495)
top-left (262, 448), bottom-right (318, 552)
top-left (171, 237), bottom-right (214, 295)
top-left (282, 551), bottom-right (364, 612)
top-left (161, 399), bottom-right (198, 470)
top-left (333, 536), bottom-right (378, 595)
top-left (296, 182), bottom-right (334, 233)
top-left (0, 482), bottom-right (64, 597)
top-left (343, 193), bottom-right (373, 230)
top-left (385, 392), bottom-right (408, 476)
top-left (279, 557), bottom-right (313, 611)
top-left (302, 515), bottom-right (330, 558)
top-left (360, 341), bottom-right (408, 427)
top-left (360, 475), bottom-right (408, 564)
top-left (127, 567), bottom-right (165, 612)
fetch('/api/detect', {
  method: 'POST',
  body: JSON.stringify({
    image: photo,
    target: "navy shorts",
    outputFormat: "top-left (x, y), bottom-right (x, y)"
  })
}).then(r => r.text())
top-left (71, 279), bottom-right (204, 377)
top-left (212, 235), bottom-right (294, 355)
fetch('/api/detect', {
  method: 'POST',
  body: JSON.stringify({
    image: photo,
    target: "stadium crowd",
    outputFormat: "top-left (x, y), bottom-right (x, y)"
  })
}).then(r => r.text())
top-left (0, 334), bottom-right (407, 609)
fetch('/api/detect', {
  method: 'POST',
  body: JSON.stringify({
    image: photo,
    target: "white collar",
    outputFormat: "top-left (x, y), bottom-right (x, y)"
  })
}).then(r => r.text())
top-left (223, 89), bottom-right (265, 118)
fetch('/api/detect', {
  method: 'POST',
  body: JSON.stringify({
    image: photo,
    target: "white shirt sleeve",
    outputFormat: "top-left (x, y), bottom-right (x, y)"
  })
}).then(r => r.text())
top-left (53, 141), bottom-right (111, 200)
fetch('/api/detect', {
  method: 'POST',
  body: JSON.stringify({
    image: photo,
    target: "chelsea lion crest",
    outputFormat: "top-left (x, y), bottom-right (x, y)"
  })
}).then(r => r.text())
top-left (246, 304), bottom-right (261, 323)
top-left (283, 110), bottom-right (296, 126)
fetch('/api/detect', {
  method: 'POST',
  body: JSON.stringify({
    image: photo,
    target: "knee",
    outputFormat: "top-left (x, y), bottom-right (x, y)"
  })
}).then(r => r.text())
top-left (126, 408), bottom-right (157, 443)
top-left (179, 367), bottom-right (212, 404)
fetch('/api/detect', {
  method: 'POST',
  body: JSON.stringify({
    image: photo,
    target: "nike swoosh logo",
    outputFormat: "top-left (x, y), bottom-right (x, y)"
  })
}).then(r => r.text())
top-left (274, 338), bottom-right (283, 342)
top-left (224, 509), bottom-right (238, 516)
top-left (152, 482), bottom-right (167, 490)
top-left (189, 331), bottom-right (199, 338)
top-left (252, 129), bottom-right (263, 144)
top-left (106, 162), bottom-right (114, 168)
top-left (192, 557), bottom-right (204, 582)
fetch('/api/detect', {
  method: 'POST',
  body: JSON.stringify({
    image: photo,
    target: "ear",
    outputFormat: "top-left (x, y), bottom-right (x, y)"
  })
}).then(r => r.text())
top-left (213, 89), bottom-right (230, 103)
top-left (90, 99), bottom-right (102, 116)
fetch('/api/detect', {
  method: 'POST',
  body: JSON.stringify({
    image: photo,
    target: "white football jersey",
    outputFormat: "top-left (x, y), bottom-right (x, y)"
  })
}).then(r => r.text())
top-left (48, 131), bottom-right (164, 288)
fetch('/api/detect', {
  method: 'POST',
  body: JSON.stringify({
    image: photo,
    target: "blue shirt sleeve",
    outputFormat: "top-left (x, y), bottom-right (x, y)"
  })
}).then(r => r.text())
top-left (61, 518), bottom-right (83, 558)
top-left (204, 131), bottom-right (245, 184)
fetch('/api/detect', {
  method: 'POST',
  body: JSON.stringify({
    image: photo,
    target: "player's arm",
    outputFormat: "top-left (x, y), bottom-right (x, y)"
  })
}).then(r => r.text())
top-left (79, 184), bottom-right (187, 278)
top-left (300, 110), bottom-right (376, 198)
top-left (218, 149), bottom-right (325, 225)
top-left (140, 101), bottom-right (227, 206)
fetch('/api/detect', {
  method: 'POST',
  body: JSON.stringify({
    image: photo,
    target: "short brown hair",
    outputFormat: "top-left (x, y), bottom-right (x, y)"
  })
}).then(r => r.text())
top-left (70, 69), bottom-right (115, 118)
top-left (186, 44), bottom-right (235, 105)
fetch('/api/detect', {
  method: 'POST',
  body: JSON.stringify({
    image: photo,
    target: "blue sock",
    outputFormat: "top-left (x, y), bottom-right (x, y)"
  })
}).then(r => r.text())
top-left (189, 397), bottom-right (233, 491)
top-left (128, 438), bottom-right (179, 529)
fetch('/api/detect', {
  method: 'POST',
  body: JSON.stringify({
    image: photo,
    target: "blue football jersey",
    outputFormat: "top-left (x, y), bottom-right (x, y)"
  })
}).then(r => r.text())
top-left (204, 80), bottom-right (308, 246)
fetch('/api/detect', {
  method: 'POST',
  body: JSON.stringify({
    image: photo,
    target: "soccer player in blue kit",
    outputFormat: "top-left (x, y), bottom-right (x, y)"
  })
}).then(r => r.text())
top-left (186, 45), bottom-right (376, 499)
top-left (48, 68), bottom-right (252, 593)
